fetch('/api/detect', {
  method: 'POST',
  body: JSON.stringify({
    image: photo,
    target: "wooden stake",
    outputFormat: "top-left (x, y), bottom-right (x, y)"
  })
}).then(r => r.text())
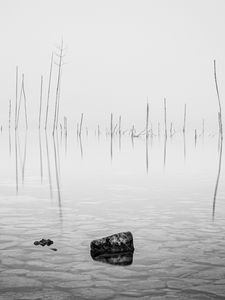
top-left (214, 60), bottom-right (223, 138)
top-left (79, 113), bottom-right (83, 137)
top-left (45, 53), bottom-right (53, 130)
top-left (38, 76), bottom-right (43, 129)
top-left (15, 66), bottom-right (18, 130)
top-left (22, 75), bottom-right (28, 129)
top-left (183, 104), bottom-right (186, 134)
top-left (9, 99), bottom-right (11, 129)
top-left (164, 98), bottom-right (167, 137)
top-left (146, 101), bottom-right (149, 138)
top-left (53, 40), bottom-right (64, 133)
top-left (110, 113), bottom-right (113, 137)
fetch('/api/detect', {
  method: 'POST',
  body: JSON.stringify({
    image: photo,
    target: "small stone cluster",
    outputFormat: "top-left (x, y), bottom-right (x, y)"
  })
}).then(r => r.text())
top-left (34, 238), bottom-right (57, 251)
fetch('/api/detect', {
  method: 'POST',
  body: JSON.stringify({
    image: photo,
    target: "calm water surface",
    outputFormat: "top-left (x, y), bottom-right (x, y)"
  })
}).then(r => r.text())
top-left (0, 130), bottom-right (225, 299)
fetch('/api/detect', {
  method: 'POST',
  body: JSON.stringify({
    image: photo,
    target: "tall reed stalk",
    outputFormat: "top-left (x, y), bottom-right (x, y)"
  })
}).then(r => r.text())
top-left (38, 76), bottom-right (43, 129)
top-left (53, 40), bottom-right (63, 134)
top-left (164, 98), bottom-right (167, 137)
top-left (183, 104), bottom-right (186, 134)
top-left (146, 101), bottom-right (149, 138)
top-left (79, 113), bottom-right (83, 137)
top-left (9, 100), bottom-right (11, 129)
top-left (214, 60), bottom-right (223, 138)
top-left (15, 66), bottom-right (18, 130)
top-left (45, 53), bottom-right (53, 130)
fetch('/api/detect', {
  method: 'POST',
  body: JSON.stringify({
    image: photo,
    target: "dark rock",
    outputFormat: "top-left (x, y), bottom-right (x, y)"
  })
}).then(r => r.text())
top-left (50, 248), bottom-right (57, 251)
top-left (34, 238), bottom-right (54, 247)
top-left (90, 231), bottom-right (134, 255)
top-left (46, 239), bottom-right (53, 246)
top-left (91, 251), bottom-right (133, 266)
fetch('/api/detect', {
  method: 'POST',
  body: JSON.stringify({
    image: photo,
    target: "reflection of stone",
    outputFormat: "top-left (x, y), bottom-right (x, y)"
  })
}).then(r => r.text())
top-left (90, 232), bottom-right (134, 255)
top-left (91, 251), bottom-right (133, 266)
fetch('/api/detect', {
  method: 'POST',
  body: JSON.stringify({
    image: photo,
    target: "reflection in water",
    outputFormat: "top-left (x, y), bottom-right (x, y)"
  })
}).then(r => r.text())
top-left (39, 131), bottom-right (43, 183)
top-left (183, 133), bottom-right (186, 161)
top-left (212, 137), bottom-right (223, 220)
top-left (163, 135), bottom-right (167, 168)
top-left (146, 136), bottom-right (149, 173)
top-left (79, 136), bottom-right (83, 159)
top-left (119, 132), bottom-right (121, 152)
top-left (110, 135), bottom-right (113, 161)
top-left (17, 131), bottom-right (27, 185)
top-left (9, 130), bottom-right (12, 156)
top-left (45, 132), bottom-right (53, 199)
top-left (64, 131), bottom-right (67, 155)
top-left (56, 131), bottom-right (61, 179)
top-left (15, 132), bottom-right (18, 193)
top-left (91, 251), bottom-right (133, 266)
top-left (53, 134), bottom-right (62, 219)
top-left (21, 131), bottom-right (27, 184)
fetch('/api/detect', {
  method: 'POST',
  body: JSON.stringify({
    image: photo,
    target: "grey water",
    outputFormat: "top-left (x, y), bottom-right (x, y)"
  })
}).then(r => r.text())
top-left (0, 130), bottom-right (225, 299)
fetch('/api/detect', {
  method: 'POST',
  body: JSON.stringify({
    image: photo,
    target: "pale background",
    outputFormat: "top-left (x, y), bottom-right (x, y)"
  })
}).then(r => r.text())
top-left (0, 0), bottom-right (225, 131)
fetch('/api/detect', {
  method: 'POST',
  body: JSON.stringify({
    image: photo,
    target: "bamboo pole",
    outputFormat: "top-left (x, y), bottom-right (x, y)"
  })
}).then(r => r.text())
top-left (38, 76), bottom-right (43, 129)
top-left (119, 116), bottom-right (121, 136)
top-left (15, 66), bottom-right (18, 130)
top-left (22, 75), bottom-right (28, 129)
top-left (110, 113), bottom-right (113, 137)
top-left (183, 104), bottom-right (186, 134)
top-left (16, 76), bottom-right (23, 129)
top-left (53, 40), bottom-right (63, 134)
top-left (79, 113), bottom-right (83, 137)
top-left (213, 60), bottom-right (223, 138)
top-left (45, 53), bottom-right (53, 130)
top-left (9, 100), bottom-right (11, 129)
top-left (164, 98), bottom-right (167, 137)
top-left (146, 101), bottom-right (149, 138)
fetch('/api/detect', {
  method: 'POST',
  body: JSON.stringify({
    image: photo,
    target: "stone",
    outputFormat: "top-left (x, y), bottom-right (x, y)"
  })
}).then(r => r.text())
top-left (34, 238), bottom-right (54, 247)
top-left (90, 232), bottom-right (134, 255)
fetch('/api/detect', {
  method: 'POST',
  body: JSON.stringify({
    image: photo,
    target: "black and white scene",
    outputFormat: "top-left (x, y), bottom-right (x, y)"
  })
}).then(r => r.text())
top-left (0, 0), bottom-right (225, 299)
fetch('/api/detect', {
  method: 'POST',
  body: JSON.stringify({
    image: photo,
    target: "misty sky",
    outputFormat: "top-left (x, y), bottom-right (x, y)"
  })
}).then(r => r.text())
top-left (0, 0), bottom-right (225, 131)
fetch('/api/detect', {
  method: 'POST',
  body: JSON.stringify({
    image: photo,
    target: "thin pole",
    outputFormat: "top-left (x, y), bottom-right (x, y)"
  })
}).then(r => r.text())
top-left (15, 66), bottom-right (18, 130)
top-left (9, 99), bottom-right (11, 129)
top-left (22, 75), bottom-right (28, 129)
top-left (39, 75), bottom-right (43, 129)
top-left (146, 101), bottom-right (149, 138)
top-left (110, 113), bottom-right (113, 137)
top-left (214, 60), bottom-right (223, 138)
top-left (53, 40), bottom-right (63, 133)
top-left (16, 76), bottom-right (23, 129)
top-left (183, 104), bottom-right (186, 134)
top-left (119, 116), bottom-right (121, 135)
top-left (79, 113), bottom-right (83, 137)
top-left (45, 53), bottom-right (53, 130)
top-left (164, 98), bottom-right (167, 137)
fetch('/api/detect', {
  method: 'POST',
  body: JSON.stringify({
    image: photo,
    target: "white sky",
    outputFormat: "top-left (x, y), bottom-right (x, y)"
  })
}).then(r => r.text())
top-left (0, 0), bottom-right (225, 131)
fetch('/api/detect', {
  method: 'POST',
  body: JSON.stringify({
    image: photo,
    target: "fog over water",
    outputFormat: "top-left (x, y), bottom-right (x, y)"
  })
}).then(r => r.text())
top-left (1, 1), bottom-right (225, 299)
top-left (1, 0), bottom-right (225, 130)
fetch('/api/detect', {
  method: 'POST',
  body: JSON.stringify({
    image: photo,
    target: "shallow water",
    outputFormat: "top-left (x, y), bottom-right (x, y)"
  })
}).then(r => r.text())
top-left (0, 130), bottom-right (225, 299)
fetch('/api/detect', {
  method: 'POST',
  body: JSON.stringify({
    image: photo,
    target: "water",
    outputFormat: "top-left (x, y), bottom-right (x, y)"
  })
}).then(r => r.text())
top-left (0, 130), bottom-right (225, 299)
